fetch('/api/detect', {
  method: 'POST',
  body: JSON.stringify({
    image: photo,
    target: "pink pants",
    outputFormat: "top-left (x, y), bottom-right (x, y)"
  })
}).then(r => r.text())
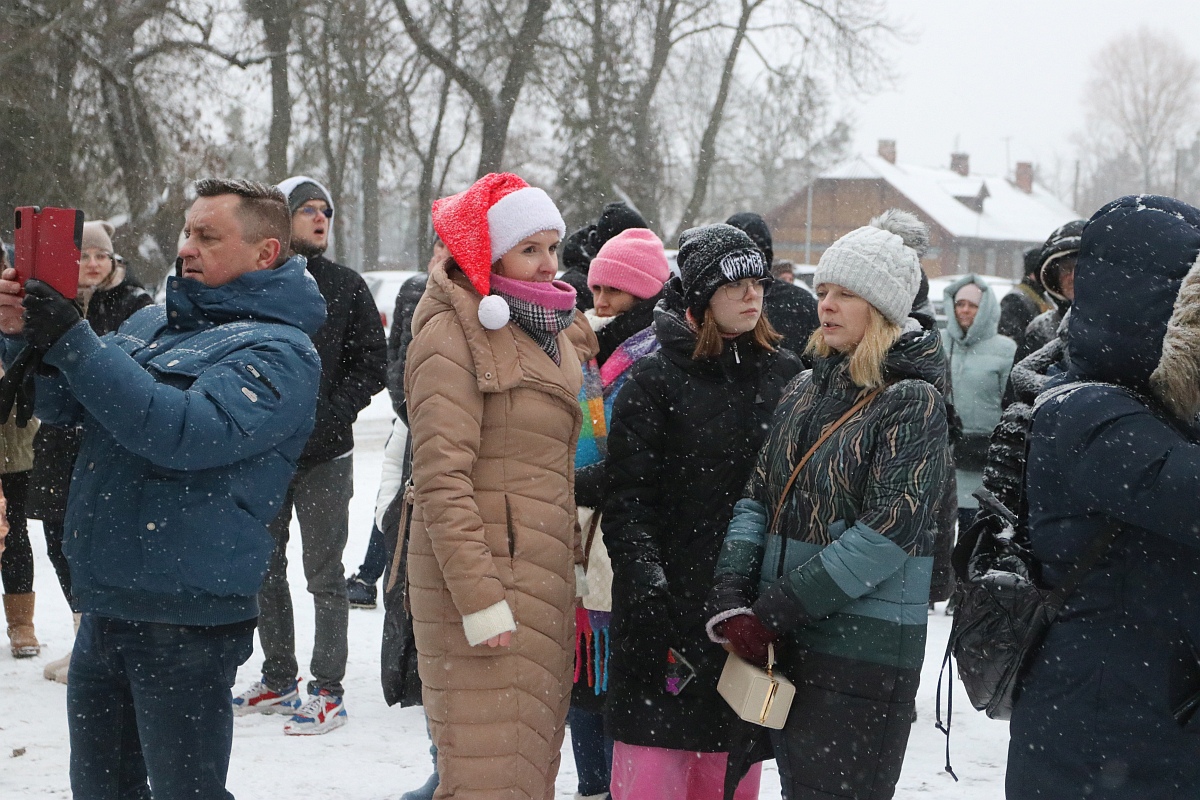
top-left (610, 741), bottom-right (762, 800)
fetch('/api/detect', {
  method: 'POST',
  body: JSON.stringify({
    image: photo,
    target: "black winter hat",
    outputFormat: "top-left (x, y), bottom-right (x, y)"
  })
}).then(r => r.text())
top-left (677, 223), bottom-right (768, 317)
top-left (725, 212), bottom-right (774, 267)
top-left (1039, 219), bottom-right (1087, 298)
top-left (562, 225), bottom-right (593, 272)
top-left (588, 202), bottom-right (647, 252)
top-left (1022, 246), bottom-right (1043, 281)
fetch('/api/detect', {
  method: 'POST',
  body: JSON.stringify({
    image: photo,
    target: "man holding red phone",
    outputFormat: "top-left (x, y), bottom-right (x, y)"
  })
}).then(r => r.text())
top-left (0, 179), bottom-right (325, 799)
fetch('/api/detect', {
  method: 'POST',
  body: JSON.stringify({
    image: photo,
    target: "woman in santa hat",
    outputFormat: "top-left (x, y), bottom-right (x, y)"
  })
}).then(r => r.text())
top-left (403, 173), bottom-right (598, 800)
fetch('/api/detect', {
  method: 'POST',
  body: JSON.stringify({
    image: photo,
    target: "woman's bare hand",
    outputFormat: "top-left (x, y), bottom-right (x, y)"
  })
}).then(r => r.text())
top-left (483, 630), bottom-right (513, 648)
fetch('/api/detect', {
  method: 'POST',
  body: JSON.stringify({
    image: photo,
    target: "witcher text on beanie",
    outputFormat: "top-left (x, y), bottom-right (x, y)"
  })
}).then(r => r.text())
top-left (814, 209), bottom-right (929, 326)
top-left (677, 223), bottom-right (768, 318)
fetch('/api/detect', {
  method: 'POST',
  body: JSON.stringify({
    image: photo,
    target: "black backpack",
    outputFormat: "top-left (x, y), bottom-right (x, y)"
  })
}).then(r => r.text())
top-left (933, 381), bottom-right (1121, 779)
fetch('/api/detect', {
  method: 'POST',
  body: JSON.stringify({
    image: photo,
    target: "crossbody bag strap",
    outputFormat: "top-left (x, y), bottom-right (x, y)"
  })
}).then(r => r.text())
top-left (770, 385), bottom-right (887, 534)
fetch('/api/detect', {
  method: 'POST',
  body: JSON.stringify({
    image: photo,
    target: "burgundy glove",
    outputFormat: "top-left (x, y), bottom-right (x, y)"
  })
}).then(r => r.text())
top-left (719, 613), bottom-right (777, 668)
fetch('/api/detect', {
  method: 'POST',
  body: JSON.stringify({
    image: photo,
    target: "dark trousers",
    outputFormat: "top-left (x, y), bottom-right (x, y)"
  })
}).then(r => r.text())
top-left (42, 517), bottom-right (80, 611)
top-left (68, 615), bottom-right (254, 800)
top-left (0, 471), bottom-right (31, 594)
top-left (258, 455), bottom-right (352, 696)
top-left (355, 522), bottom-right (387, 585)
top-left (568, 705), bottom-right (614, 796)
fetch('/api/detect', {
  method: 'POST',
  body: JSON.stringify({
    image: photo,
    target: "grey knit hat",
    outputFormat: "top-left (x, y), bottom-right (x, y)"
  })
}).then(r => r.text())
top-left (814, 209), bottom-right (929, 326)
top-left (276, 175), bottom-right (335, 217)
top-left (677, 223), bottom-right (768, 317)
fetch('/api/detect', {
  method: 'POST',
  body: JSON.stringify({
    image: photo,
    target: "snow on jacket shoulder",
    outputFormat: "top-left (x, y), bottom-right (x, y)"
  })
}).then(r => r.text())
top-left (24, 256), bottom-right (324, 627)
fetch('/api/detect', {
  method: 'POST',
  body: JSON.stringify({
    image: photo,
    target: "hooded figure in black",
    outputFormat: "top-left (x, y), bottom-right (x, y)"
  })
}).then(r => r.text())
top-left (602, 223), bottom-right (802, 796)
top-left (726, 212), bottom-right (819, 358)
top-left (1008, 195), bottom-right (1200, 799)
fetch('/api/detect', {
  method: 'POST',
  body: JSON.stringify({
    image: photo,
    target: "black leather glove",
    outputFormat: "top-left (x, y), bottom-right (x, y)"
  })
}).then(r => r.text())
top-left (22, 280), bottom-right (82, 352)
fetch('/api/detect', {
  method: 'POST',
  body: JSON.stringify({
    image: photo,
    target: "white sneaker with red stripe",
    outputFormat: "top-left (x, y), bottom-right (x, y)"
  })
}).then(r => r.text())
top-left (231, 678), bottom-right (301, 717)
top-left (283, 689), bottom-right (347, 735)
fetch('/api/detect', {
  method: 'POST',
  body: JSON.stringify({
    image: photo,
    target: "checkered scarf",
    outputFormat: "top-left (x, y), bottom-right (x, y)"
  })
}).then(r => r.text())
top-left (489, 274), bottom-right (577, 364)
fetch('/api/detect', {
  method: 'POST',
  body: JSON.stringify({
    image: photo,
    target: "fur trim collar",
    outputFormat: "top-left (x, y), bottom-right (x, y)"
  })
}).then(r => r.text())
top-left (1150, 251), bottom-right (1200, 421)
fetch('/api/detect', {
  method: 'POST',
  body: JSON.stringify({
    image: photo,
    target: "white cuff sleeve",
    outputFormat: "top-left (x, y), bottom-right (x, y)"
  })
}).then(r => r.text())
top-left (705, 607), bottom-right (753, 644)
top-left (462, 600), bottom-right (516, 646)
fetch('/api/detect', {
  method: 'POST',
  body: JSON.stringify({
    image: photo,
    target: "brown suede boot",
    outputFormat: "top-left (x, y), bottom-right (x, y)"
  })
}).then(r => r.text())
top-left (4, 593), bottom-right (41, 658)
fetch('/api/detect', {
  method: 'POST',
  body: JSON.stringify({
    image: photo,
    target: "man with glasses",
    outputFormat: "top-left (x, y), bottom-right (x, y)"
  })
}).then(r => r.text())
top-left (232, 176), bottom-right (386, 734)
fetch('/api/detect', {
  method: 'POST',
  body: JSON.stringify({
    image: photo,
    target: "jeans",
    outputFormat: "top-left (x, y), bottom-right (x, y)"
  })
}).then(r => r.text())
top-left (68, 614), bottom-right (254, 800)
top-left (569, 706), bottom-right (614, 796)
top-left (258, 455), bottom-right (353, 696)
top-left (355, 522), bottom-right (387, 585)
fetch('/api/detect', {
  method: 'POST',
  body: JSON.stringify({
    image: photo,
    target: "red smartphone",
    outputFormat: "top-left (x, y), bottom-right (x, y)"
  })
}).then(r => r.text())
top-left (12, 206), bottom-right (83, 300)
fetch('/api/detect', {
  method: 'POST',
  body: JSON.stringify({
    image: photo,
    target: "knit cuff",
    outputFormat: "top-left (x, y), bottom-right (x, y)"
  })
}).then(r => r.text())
top-left (706, 607), bottom-right (753, 644)
top-left (462, 600), bottom-right (516, 646)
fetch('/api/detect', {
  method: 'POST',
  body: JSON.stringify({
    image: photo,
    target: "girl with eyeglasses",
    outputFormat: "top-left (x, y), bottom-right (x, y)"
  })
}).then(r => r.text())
top-left (603, 223), bottom-right (802, 799)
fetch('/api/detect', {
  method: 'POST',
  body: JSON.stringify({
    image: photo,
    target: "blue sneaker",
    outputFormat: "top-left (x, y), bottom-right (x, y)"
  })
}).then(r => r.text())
top-left (283, 689), bottom-right (347, 735)
top-left (232, 678), bottom-right (302, 717)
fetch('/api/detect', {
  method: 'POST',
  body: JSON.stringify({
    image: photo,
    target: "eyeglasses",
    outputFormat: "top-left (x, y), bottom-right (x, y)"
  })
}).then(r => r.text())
top-left (719, 277), bottom-right (772, 298)
top-left (297, 205), bottom-right (333, 220)
top-left (79, 251), bottom-right (112, 265)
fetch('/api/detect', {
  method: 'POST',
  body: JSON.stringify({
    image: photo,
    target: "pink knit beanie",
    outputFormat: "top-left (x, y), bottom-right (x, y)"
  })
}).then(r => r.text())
top-left (587, 228), bottom-right (670, 300)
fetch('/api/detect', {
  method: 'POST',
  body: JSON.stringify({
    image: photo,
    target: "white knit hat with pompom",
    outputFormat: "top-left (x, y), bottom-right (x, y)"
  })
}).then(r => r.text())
top-left (814, 209), bottom-right (929, 326)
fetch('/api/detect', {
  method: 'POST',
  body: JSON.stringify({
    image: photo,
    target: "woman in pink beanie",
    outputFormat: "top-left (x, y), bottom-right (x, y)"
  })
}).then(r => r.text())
top-left (571, 226), bottom-right (670, 800)
top-left (404, 173), bottom-right (599, 799)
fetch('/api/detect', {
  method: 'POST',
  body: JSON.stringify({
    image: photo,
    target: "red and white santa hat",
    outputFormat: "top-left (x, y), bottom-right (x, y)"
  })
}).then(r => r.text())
top-left (431, 172), bottom-right (566, 329)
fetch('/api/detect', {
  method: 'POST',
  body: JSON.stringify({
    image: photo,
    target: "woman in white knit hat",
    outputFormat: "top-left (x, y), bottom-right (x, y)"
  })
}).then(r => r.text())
top-left (404, 173), bottom-right (598, 799)
top-left (707, 210), bottom-right (951, 800)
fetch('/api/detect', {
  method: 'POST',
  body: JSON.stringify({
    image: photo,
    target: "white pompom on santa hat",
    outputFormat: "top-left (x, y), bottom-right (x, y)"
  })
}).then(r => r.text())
top-left (431, 173), bottom-right (567, 330)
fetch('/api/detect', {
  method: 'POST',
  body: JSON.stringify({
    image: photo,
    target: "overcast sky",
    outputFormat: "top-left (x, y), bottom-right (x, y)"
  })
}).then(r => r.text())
top-left (846, 0), bottom-right (1200, 184)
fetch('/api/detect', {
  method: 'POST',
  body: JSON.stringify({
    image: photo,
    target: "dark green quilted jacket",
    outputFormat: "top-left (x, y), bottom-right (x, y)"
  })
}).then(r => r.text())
top-left (708, 316), bottom-right (950, 800)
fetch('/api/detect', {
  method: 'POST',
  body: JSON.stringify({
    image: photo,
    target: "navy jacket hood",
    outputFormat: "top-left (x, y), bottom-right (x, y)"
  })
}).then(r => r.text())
top-left (1069, 195), bottom-right (1200, 393)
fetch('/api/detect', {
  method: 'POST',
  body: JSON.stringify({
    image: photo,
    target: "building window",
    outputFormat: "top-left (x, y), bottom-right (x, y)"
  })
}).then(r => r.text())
top-left (958, 246), bottom-right (970, 272)
top-left (985, 248), bottom-right (997, 275)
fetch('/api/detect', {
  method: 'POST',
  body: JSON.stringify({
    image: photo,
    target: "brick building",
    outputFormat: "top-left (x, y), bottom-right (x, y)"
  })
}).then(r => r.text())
top-left (768, 141), bottom-right (1080, 278)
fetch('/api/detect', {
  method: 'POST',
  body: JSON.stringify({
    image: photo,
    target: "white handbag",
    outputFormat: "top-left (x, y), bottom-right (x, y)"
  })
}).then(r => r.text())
top-left (717, 643), bottom-right (795, 730)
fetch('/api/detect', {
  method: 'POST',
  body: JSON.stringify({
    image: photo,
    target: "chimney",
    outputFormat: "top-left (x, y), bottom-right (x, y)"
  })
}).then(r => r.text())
top-left (878, 139), bottom-right (897, 165)
top-left (1015, 161), bottom-right (1034, 194)
top-left (950, 152), bottom-right (969, 176)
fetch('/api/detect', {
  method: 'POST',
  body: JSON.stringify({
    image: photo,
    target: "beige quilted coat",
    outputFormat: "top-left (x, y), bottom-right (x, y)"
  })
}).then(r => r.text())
top-left (405, 262), bottom-right (597, 799)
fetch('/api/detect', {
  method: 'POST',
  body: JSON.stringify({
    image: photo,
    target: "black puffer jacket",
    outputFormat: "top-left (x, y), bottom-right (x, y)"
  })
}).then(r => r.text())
top-left (602, 286), bottom-right (803, 751)
top-left (300, 254), bottom-right (387, 467)
top-left (28, 277), bottom-right (153, 520)
top-left (385, 272), bottom-right (428, 418)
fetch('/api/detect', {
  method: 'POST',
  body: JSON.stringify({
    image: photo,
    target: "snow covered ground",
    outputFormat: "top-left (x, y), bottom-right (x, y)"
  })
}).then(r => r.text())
top-left (1, 391), bottom-right (1012, 798)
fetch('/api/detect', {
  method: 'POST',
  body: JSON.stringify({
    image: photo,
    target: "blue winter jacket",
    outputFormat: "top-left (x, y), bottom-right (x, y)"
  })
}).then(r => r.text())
top-left (1008, 196), bottom-right (1200, 800)
top-left (8, 257), bottom-right (325, 626)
